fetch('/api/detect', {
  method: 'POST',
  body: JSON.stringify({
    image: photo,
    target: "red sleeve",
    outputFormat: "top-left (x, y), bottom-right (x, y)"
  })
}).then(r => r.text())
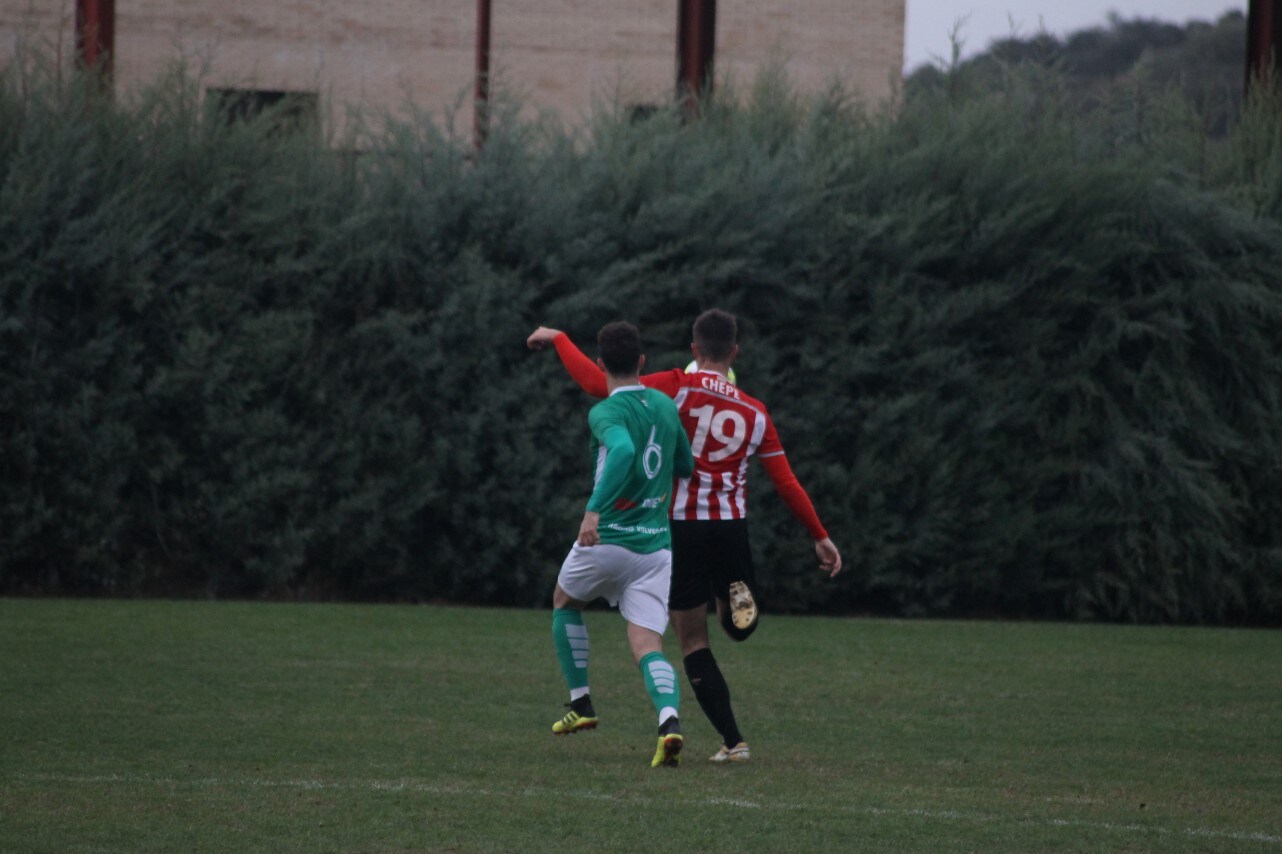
top-left (759, 453), bottom-right (829, 541)
top-left (552, 333), bottom-right (607, 398)
top-left (640, 369), bottom-right (683, 397)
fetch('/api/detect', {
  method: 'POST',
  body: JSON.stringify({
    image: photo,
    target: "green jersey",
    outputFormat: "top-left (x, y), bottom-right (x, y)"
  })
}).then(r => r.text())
top-left (586, 385), bottom-right (694, 553)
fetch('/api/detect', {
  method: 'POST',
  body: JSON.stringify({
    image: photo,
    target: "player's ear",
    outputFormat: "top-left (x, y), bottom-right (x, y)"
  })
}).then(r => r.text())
top-left (728, 344), bottom-right (740, 363)
top-left (638, 354), bottom-right (646, 372)
top-left (690, 342), bottom-right (701, 362)
top-left (596, 357), bottom-right (606, 372)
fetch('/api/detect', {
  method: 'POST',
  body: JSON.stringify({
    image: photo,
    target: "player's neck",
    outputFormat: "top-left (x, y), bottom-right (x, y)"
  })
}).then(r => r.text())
top-left (699, 361), bottom-right (733, 379)
top-left (606, 374), bottom-right (642, 394)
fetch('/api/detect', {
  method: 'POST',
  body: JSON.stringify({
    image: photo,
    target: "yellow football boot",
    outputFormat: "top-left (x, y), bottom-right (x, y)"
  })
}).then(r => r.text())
top-left (552, 708), bottom-right (598, 735)
top-left (650, 732), bottom-right (684, 768)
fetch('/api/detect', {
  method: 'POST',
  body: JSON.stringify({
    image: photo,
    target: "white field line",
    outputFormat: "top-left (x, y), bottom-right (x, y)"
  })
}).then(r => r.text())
top-left (12, 772), bottom-right (1282, 846)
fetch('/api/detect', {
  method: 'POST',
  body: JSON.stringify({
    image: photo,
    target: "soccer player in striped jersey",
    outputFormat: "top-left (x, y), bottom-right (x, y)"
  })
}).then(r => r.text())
top-left (528, 309), bottom-right (841, 763)
top-left (539, 321), bottom-right (695, 768)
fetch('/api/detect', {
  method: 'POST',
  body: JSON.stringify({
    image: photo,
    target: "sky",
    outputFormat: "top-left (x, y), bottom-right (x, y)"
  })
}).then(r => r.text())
top-left (904, 0), bottom-right (1247, 71)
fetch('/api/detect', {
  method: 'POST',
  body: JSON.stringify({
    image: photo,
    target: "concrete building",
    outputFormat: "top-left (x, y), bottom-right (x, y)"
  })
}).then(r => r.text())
top-left (1, 1), bottom-right (904, 132)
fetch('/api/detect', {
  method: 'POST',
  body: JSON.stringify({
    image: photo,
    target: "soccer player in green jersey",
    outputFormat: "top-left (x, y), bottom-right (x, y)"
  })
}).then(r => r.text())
top-left (539, 321), bottom-right (695, 768)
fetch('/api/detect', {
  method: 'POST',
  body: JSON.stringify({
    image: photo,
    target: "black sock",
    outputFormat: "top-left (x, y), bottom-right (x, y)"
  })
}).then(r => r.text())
top-left (684, 647), bottom-right (743, 747)
top-left (571, 694), bottom-right (595, 716)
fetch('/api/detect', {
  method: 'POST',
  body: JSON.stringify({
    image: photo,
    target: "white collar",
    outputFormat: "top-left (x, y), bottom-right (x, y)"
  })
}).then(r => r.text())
top-left (609, 384), bottom-right (646, 396)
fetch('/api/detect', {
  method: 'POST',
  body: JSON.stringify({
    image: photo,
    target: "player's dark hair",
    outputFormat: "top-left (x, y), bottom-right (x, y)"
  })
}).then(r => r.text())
top-left (693, 309), bottom-right (737, 361)
top-left (597, 321), bottom-right (643, 376)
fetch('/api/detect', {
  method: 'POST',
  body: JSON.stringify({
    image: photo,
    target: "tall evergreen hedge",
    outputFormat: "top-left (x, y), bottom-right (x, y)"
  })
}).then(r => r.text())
top-left (2, 51), bottom-right (1279, 622)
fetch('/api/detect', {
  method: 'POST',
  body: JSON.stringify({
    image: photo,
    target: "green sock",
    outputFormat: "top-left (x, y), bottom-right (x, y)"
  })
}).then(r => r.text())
top-left (638, 651), bottom-right (680, 725)
top-left (552, 608), bottom-right (589, 694)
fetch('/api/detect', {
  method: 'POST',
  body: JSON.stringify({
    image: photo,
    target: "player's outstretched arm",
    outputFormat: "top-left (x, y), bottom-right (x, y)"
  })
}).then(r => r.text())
top-left (526, 326), bottom-right (563, 350)
top-left (526, 327), bottom-right (608, 398)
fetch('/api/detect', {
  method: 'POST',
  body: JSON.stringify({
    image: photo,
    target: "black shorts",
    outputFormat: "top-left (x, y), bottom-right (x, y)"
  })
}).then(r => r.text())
top-left (669, 519), bottom-right (755, 611)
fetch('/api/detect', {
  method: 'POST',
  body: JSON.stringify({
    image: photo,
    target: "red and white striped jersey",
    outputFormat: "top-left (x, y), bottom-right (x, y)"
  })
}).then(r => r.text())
top-left (642, 369), bottom-right (782, 522)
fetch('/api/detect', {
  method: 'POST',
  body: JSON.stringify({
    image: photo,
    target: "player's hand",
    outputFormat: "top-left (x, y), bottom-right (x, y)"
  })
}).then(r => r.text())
top-left (577, 511), bottom-right (601, 547)
top-left (815, 537), bottom-right (842, 578)
top-left (527, 327), bottom-right (563, 351)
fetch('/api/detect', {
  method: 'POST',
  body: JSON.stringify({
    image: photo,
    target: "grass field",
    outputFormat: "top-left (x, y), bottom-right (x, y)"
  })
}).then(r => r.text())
top-left (1, 598), bottom-right (1279, 852)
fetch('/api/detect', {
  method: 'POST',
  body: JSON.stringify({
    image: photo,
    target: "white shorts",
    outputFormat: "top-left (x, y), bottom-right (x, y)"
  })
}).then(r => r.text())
top-left (557, 543), bottom-right (672, 635)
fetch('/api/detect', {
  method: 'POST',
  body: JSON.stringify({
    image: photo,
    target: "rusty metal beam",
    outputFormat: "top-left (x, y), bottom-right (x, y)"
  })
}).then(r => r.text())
top-left (475, 0), bottom-right (492, 148)
top-left (1246, 0), bottom-right (1282, 90)
top-left (677, 0), bottom-right (716, 109)
top-left (75, 0), bottom-right (116, 81)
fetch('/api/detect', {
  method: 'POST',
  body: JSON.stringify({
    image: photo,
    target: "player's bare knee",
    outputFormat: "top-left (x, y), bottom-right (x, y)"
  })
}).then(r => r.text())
top-left (552, 584), bottom-right (584, 610)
